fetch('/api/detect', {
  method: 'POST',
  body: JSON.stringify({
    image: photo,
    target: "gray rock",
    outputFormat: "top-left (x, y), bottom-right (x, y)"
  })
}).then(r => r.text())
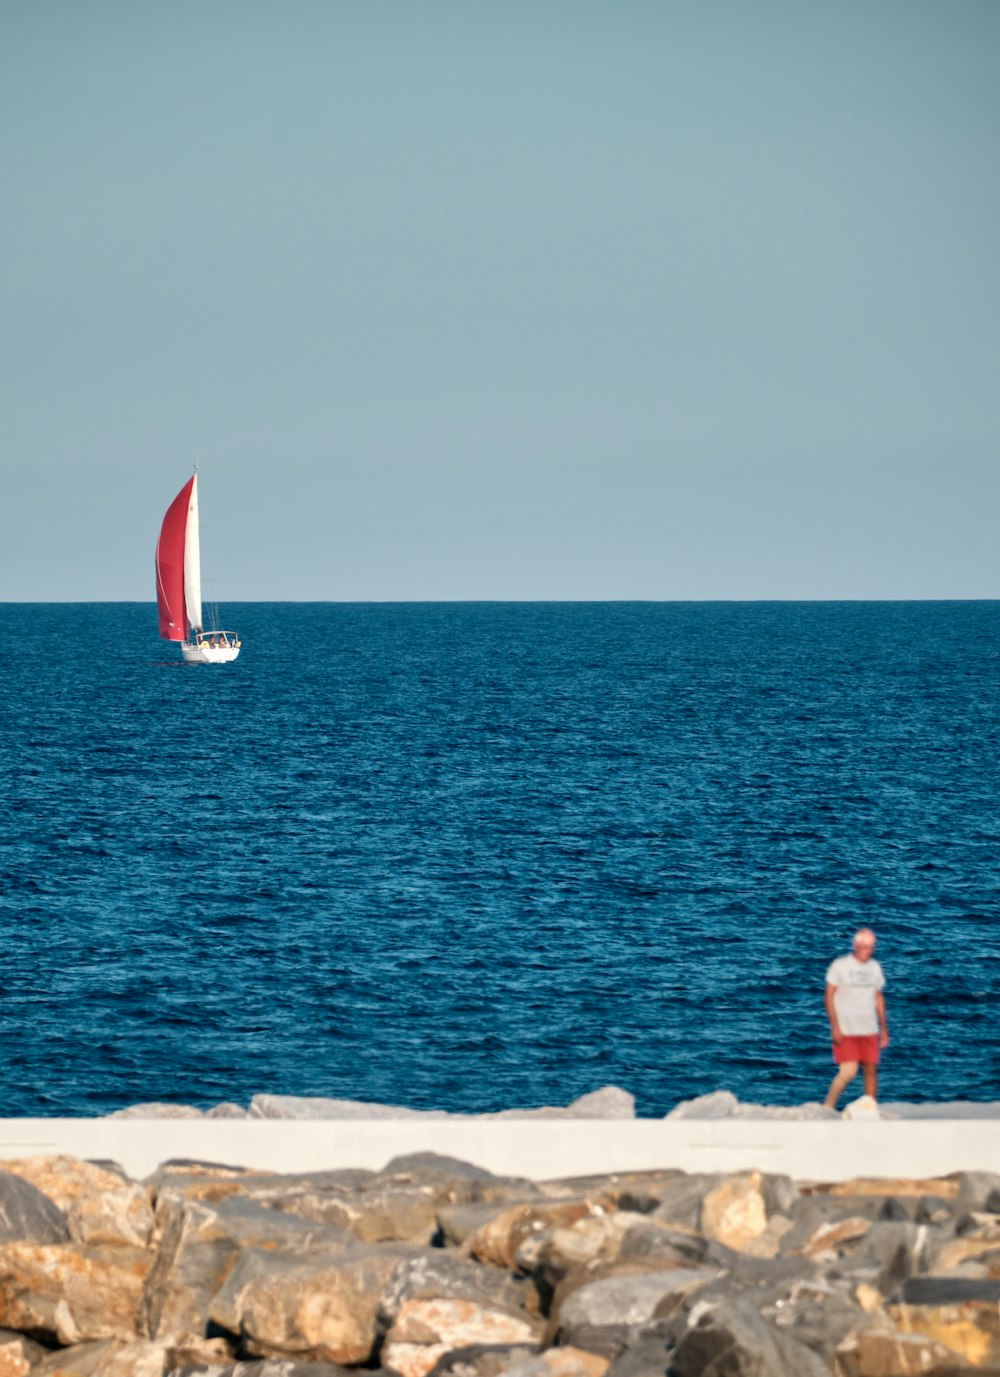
top-left (248, 1095), bottom-right (453, 1121)
top-left (247, 1087), bottom-right (635, 1121)
top-left (663, 1092), bottom-right (836, 1122)
top-left (489, 1087), bottom-right (635, 1120)
top-left (141, 1194), bottom-right (353, 1340)
top-left (0, 1170), bottom-right (70, 1244)
top-left (663, 1091), bottom-right (738, 1120)
top-left (670, 1298), bottom-right (830, 1377)
top-left (860, 1220), bottom-right (929, 1286)
top-left (427, 1345), bottom-right (543, 1377)
top-left (206, 1104), bottom-right (249, 1119)
top-left (599, 1329), bottom-right (674, 1377)
top-left (108, 1103), bottom-right (207, 1119)
top-left (953, 1171), bottom-right (1000, 1210)
top-left (378, 1250), bottom-right (532, 1326)
top-left (647, 1175), bottom-right (723, 1232)
top-left (899, 1276), bottom-right (1000, 1304)
top-left (557, 1270), bottom-right (719, 1333)
top-left (30, 1339), bottom-right (117, 1377)
top-left (617, 1221), bottom-right (709, 1267)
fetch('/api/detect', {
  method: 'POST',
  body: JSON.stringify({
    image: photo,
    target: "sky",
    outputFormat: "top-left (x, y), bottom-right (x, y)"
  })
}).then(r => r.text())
top-left (1, 1), bottom-right (998, 601)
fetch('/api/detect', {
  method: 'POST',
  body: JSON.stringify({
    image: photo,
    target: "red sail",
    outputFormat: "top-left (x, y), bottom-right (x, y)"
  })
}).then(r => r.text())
top-left (155, 477), bottom-right (194, 641)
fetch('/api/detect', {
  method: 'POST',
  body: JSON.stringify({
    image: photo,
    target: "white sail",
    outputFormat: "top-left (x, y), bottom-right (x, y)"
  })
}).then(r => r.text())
top-left (183, 472), bottom-right (203, 633)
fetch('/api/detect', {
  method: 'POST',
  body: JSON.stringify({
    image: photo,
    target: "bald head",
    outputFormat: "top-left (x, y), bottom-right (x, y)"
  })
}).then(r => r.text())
top-left (853, 928), bottom-right (876, 961)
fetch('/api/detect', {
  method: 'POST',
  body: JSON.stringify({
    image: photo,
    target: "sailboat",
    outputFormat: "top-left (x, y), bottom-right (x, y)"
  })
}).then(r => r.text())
top-left (155, 471), bottom-right (241, 663)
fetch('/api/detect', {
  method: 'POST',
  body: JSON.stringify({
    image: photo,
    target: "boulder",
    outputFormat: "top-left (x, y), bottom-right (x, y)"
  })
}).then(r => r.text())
top-left (805, 1176), bottom-right (959, 1200)
top-left (0, 1172), bottom-right (69, 1245)
top-left (107, 1104), bottom-right (206, 1119)
top-left (382, 1296), bottom-right (541, 1377)
top-left (663, 1091), bottom-right (739, 1120)
top-left (699, 1171), bottom-right (769, 1255)
top-left (489, 1089), bottom-right (635, 1121)
top-left (858, 1221), bottom-right (929, 1285)
top-left (246, 1088), bottom-right (635, 1122)
top-left (213, 1248), bottom-right (407, 1363)
top-left (0, 1242), bottom-right (151, 1344)
top-left (953, 1172), bottom-right (1000, 1210)
top-left (836, 1326), bottom-right (960, 1376)
top-left (437, 1204), bottom-right (542, 1252)
top-left (670, 1298), bottom-right (830, 1377)
top-left (425, 1345), bottom-right (550, 1377)
top-left (531, 1213), bottom-right (636, 1287)
top-left (378, 1155), bottom-right (536, 1204)
top-left (556, 1270), bottom-right (718, 1335)
top-left (69, 1183), bottom-right (155, 1250)
top-left (29, 1340), bottom-right (118, 1377)
top-left (503, 1347), bottom-right (610, 1377)
top-left (378, 1251), bottom-right (532, 1327)
top-left (0, 1162), bottom-right (129, 1217)
top-left (466, 1203), bottom-right (601, 1271)
top-left (0, 1326), bottom-right (48, 1377)
top-left (141, 1194), bottom-right (352, 1341)
top-left (788, 1215), bottom-right (872, 1259)
top-left (887, 1295), bottom-right (1000, 1368)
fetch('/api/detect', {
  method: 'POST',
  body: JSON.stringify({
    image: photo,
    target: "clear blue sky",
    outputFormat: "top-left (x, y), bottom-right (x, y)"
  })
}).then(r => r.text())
top-left (2, 1), bottom-right (998, 601)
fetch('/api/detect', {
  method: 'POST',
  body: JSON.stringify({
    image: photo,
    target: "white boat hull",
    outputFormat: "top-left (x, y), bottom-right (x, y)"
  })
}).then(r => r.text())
top-left (181, 637), bottom-right (240, 664)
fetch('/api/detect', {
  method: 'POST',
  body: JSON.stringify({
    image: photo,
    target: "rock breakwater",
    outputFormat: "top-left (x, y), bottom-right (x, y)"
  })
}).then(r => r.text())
top-left (1, 1151), bottom-right (999, 1377)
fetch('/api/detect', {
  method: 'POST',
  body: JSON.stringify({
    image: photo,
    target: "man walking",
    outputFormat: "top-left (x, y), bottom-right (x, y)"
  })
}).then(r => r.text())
top-left (824, 927), bottom-right (889, 1108)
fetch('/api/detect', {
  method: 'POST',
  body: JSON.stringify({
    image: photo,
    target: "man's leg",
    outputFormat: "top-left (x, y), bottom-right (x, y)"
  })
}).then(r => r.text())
top-left (862, 1061), bottom-right (878, 1098)
top-left (824, 1059), bottom-right (858, 1109)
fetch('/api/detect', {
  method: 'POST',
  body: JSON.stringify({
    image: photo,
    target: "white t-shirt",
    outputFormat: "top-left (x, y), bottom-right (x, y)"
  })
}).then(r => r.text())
top-left (825, 955), bottom-right (886, 1036)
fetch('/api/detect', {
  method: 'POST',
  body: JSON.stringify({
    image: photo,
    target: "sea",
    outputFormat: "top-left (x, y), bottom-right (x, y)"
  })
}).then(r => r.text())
top-left (1, 601), bottom-right (998, 1118)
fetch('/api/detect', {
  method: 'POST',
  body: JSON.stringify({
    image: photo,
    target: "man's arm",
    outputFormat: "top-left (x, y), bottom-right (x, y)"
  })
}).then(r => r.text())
top-left (876, 991), bottom-right (889, 1048)
top-left (825, 982), bottom-right (841, 1042)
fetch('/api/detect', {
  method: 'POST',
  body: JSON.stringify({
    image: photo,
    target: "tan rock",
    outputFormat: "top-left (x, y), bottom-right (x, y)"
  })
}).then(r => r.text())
top-left (140, 1193), bottom-right (350, 1341)
top-left (933, 1226), bottom-right (1000, 1272)
top-left (804, 1176), bottom-right (959, 1199)
top-left (0, 1328), bottom-right (47, 1377)
top-left (888, 1300), bottom-right (1000, 1367)
top-left (69, 1184), bottom-right (155, 1250)
top-left (383, 1297), bottom-right (541, 1377)
top-left (232, 1250), bottom-right (404, 1363)
top-left (86, 1336), bottom-right (233, 1377)
top-left (29, 1341), bottom-right (118, 1377)
top-left (531, 1213), bottom-right (634, 1276)
top-left (791, 1216), bottom-right (871, 1258)
top-left (467, 1202), bottom-right (598, 1270)
top-left (699, 1171), bottom-right (768, 1254)
top-left (0, 1242), bottom-right (150, 1345)
top-left (0, 1157), bottom-right (132, 1213)
top-left (854, 1281), bottom-right (886, 1314)
top-left (840, 1327), bottom-right (959, 1376)
top-left (531, 1348), bottom-right (610, 1377)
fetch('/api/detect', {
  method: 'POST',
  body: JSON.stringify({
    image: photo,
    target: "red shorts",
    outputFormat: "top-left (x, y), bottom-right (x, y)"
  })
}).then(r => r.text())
top-left (833, 1034), bottom-right (880, 1065)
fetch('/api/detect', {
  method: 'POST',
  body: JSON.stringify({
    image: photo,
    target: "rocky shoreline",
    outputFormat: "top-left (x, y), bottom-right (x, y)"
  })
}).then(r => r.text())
top-left (103, 1088), bottom-right (1000, 1122)
top-left (1, 1140), bottom-right (999, 1377)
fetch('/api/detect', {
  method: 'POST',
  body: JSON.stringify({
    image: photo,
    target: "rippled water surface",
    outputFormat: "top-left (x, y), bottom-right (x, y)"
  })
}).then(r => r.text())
top-left (1, 601), bottom-right (998, 1115)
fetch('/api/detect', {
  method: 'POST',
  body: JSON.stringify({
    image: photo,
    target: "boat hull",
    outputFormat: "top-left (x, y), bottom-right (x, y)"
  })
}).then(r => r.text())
top-left (181, 640), bottom-right (240, 664)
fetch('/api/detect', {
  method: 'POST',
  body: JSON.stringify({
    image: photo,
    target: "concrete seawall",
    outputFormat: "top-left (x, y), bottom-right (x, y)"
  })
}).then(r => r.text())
top-left (2, 1116), bottom-right (999, 1180)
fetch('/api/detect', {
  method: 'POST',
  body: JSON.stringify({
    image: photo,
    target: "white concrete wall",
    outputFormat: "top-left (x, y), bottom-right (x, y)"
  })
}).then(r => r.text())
top-left (1, 1118), bottom-right (998, 1182)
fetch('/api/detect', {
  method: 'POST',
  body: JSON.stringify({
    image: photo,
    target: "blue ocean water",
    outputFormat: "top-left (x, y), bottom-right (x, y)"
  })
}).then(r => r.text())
top-left (1, 601), bottom-right (998, 1117)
